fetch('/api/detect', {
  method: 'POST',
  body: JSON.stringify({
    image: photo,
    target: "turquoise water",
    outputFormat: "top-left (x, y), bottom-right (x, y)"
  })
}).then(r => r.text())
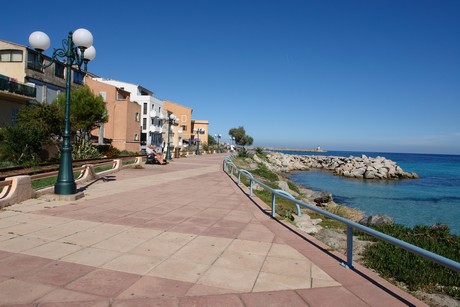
top-left (282, 151), bottom-right (460, 235)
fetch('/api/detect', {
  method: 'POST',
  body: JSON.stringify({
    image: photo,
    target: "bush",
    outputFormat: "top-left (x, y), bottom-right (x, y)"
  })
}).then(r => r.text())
top-left (98, 145), bottom-right (120, 158)
top-left (72, 139), bottom-right (101, 160)
top-left (252, 163), bottom-right (278, 181)
top-left (237, 147), bottom-right (250, 158)
top-left (361, 223), bottom-right (460, 298)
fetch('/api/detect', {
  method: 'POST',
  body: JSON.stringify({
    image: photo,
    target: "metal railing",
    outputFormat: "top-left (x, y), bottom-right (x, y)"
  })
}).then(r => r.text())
top-left (223, 156), bottom-right (460, 272)
top-left (0, 77), bottom-right (36, 97)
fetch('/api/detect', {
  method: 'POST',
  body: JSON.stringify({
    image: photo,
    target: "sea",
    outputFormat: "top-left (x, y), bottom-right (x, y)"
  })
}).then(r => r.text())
top-left (280, 150), bottom-right (460, 235)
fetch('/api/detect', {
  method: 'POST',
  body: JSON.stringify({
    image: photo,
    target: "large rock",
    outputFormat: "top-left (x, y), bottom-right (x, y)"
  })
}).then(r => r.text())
top-left (312, 191), bottom-right (333, 206)
top-left (359, 214), bottom-right (394, 227)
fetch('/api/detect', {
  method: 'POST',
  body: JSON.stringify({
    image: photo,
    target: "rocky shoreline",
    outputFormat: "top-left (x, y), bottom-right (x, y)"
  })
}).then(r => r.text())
top-left (262, 152), bottom-right (419, 180)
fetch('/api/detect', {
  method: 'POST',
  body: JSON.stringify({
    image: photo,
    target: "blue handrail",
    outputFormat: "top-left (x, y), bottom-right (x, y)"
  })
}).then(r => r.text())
top-left (223, 156), bottom-right (460, 272)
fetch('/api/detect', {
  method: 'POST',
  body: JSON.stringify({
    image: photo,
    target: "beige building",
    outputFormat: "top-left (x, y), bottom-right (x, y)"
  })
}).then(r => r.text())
top-left (0, 39), bottom-right (84, 126)
top-left (191, 119), bottom-right (209, 147)
top-left (86, 77), bottom-right (141, 152)
top-left (163, 100), bottom-right (193, 148)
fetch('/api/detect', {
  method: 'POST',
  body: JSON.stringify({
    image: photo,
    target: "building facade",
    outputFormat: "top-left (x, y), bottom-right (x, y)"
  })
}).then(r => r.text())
top-left (93, 78), bottom-right (165, 150)
top-left (191, 119), bottom-right (209, 148)
top-left (85, 77), bottom-right (141, 152)
top-left (0, 39), bottom-right (84, 104)
top-left (163, 100), bottom-right (193, 148)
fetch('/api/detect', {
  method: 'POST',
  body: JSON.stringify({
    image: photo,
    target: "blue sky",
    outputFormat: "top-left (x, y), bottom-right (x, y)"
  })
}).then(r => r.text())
top-left (1, 0), bottom-right (459, 154)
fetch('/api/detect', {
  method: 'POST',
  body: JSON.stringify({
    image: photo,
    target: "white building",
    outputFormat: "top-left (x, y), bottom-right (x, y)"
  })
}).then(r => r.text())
top-left (93, 78), bottom-right (166, 149)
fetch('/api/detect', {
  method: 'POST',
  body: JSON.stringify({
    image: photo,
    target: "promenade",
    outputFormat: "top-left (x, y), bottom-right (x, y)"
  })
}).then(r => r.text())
top-left (0, 153), bottom-right (426, 306)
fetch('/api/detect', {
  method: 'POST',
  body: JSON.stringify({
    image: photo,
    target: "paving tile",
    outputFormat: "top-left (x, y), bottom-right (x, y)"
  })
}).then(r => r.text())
top-left (92, 227), bottom-right (161, 252)
top-left (23, 241), bottom-right (83, 259)
top-left (268, 243), bottom-right (308, 259)
top-left (185, 284), bottom-right (243, 296)
top-left (26, 224), bottom-right (82, 241)
top-left (214, 250), bottom-right (266, 271)
top-left (112, 297), bottom-right (178, 307)
top-left (117, 275), bottom-right (193, 299)
top-left (0, 222), bottom-right (49, 236)
top-left (197, 265), bottom-right (259, 292)
top-left (0, 235), bottom-right (50, 253)
top-left (226, 239), bottom-right (272, 256)
top-left (17, 260), bottom-right (94, 286)
top-left (66, 268), bottom-right (140, 297)
top-left (35, 288), bottom-right (104, 304)
top-left (240, 290), bottom-right (309, 307)
top-left (296, 286), bottom-right (369, 307)
top-left (179, 294), bottom-right (245, 307)
top-left (171, 235), bottom-right (232, 265)
top-left (0, 253), bottom-right (52, 277)
top-left (253, 271), bottom-right (312, 292)
top-left (311, 264), bottom-right (341, 288)
top-left (38, 299), bottom-right (110, 307)
top-left (60, 247), bottom-right (121, 267)
top-left (347, 282), bottom-right (424, 307)
top-left (103, 253), bottom-right (164, 274)
top-left (0, 278), bottom-right (55, 305)
top-left (260, 256), bottom-right (312, 279)
top-left (148, 258), bottom-right (211, 283)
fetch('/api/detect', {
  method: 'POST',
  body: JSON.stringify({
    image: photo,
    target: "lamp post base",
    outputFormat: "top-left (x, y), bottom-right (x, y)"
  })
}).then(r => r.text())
top-left (54, 181), bottom-right (77, 195)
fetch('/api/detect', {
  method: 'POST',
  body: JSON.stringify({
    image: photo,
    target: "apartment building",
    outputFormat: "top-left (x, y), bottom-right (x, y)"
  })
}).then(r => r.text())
top-left (85, 77), bottom-right (141, 152)
top-left (0, 39), bottom-right (85, 125)
top-left (191, 119), bottom-right (209, 147)
top-left (93, 78), bottom-right (165, 150)
top-left (163, 100), bottom-right (193, 148)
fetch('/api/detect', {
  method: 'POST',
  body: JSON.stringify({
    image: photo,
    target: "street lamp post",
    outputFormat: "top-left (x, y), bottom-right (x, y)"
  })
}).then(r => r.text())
top-left (165, 114), bottom-right (176, 161)
top-left (214, 133), bottom-right (221, 152)
top-left (195, 128), bottom-right (204, 155)
top-left (29, 29), bottom-right (96, 195)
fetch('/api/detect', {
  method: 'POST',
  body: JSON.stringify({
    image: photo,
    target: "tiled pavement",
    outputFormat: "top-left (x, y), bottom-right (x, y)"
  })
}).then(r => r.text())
top-left (0, 153), bottom-right (426, 306)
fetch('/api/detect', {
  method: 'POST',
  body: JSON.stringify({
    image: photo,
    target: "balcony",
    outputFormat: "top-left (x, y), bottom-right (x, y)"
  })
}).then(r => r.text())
top-left (0, 76), bottom-right (36, 98)
top-left (149, 110), bottom-right (158, 118)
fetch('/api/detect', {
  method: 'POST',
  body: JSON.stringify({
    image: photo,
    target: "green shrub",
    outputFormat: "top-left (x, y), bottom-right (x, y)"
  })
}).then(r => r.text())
top-left (72, 139), bottom-right (101, 160)
top-left (252, 163), bottom-right (278, 181)
top-left (361, 223), bottom-right (460, 298)
top-left (98, 145), bottom-right (120, 158)
top-left (237, 147), bottom-right (250, 158)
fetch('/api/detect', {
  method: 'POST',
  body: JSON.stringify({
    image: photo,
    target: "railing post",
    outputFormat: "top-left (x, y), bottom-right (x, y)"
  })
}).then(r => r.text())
top-left (346, 225), bottom-right (354, 268)
top-left (271, 193), bottom-right (276, 217)
top-left (238, 171), bottom-right (241, 185)
top-left (249, 178), bottom-right (253, 196)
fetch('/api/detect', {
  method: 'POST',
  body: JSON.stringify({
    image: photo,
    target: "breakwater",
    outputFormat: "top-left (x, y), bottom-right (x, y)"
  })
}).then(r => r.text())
top-left (262, 152), bottom-right (419, 180)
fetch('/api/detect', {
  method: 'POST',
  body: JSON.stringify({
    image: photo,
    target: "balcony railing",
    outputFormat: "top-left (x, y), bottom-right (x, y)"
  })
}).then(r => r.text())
top-left (0, 77), bottom-right (36, 98)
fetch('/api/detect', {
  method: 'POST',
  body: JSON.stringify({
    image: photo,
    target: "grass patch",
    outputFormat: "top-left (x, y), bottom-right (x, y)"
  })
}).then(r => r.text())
top-left (251, 163), bottom-right (278, 181)
top-left (361, 223), bottom-right (460, 299)
top-left (94, 165), bottom-right (113, 173)
top-left (32, 172), bottom-right (80, 190)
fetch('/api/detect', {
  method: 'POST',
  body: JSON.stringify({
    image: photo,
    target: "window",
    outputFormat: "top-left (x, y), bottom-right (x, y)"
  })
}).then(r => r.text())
top-left (134, 133), bottom-right (139, 141)
top-left (27, 51), bottom-right (43, 71)
top-left (99, 91), bottom-right (107, 101)
top-left (73, 71), bottom-right (84, 84)
top-left (182, 125), bottom-right (187, 131)
top-left (142, 118), bottom-right (147, 130)
top-left (0, 50), bottom-right (23, 62)
top-left (143, 103), bottom-right (147, 115)
top-left (181, 115), bottom-right (187, 122)
top-left (55, 63), bottom-right (65, 78)
top-left (151, 104), bottom-right (155, 110)
top-left (116, 90), bottom-right (124, 100)
top-left (135, 112), bottom-right (140, 122)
